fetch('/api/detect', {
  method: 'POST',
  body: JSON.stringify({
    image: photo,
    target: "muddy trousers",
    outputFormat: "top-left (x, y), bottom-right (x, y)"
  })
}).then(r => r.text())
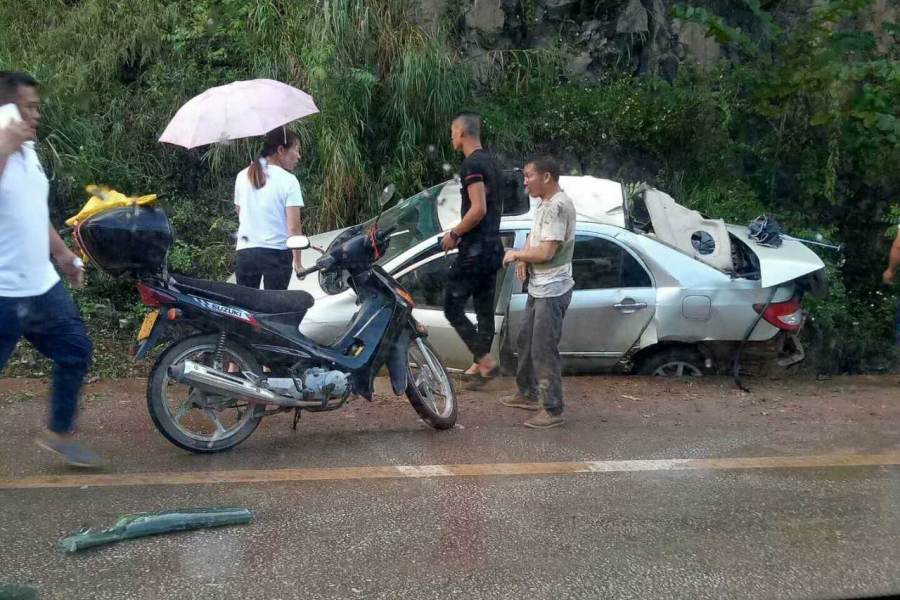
top-left (516, 289), bottom-right (573, 416)
top-left (0, 282), bottom-right (93, 434)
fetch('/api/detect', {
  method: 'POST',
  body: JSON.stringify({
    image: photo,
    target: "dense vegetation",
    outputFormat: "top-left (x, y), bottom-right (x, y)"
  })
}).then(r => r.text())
top-left (1, 0), bottom-right (898, 376)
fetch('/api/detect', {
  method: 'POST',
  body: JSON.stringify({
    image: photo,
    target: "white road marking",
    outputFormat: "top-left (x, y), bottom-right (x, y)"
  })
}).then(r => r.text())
top-left (396, 465), bottom-right (455, 477)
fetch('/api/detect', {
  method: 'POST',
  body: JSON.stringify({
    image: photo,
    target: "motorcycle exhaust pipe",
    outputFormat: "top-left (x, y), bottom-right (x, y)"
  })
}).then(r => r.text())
top-left (168, 361), bottom-right (320, 408)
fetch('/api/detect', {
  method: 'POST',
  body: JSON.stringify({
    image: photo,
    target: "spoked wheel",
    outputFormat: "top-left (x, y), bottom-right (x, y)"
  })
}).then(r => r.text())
top-left (406, 338), bottom-right (457, 430)
top-left (637, 347), bottom-right (709, 379)
top-left (652, 361), bottom-right (703, 378)
top-left (147, 334), bottom-right (265, 453)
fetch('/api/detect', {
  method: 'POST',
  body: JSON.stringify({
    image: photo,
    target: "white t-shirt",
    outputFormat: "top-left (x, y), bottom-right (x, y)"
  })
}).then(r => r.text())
top-left (0, 142), bottom-right (60, 297)
top-left (234, 159), bottom-right (304, 251)
top-left (527, 190), bottom-right (576, 298)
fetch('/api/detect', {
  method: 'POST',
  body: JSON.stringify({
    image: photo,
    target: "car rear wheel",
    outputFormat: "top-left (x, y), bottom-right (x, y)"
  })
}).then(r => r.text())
top-left (637, 347), bottom-right (710, 378)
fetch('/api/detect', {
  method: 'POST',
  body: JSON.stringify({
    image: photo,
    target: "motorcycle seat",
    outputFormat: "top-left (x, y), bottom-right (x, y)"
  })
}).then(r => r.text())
top-left (171, 274), bottom-right (315, 315)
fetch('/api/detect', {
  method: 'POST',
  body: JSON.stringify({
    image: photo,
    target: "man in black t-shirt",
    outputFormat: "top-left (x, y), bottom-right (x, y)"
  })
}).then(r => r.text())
top-left (442, 110), bottom-right (504, 385)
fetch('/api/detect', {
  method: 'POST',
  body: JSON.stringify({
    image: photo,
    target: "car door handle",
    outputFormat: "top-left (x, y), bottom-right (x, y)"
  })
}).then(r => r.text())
top-left (614, 302), bottom-right (648, 311)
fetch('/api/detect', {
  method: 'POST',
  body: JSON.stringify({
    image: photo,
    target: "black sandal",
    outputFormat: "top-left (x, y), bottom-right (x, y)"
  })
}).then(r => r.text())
top-left (465, 366), bottom-right (500, 390)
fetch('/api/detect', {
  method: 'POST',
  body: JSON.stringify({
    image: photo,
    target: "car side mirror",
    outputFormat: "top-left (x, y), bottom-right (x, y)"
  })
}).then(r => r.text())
top-left (286, 235), bottom-right (311, 250)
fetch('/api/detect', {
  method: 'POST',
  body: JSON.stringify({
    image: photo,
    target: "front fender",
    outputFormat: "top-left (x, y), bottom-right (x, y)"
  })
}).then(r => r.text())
top-left (386, 331), bottom-right (412, 395)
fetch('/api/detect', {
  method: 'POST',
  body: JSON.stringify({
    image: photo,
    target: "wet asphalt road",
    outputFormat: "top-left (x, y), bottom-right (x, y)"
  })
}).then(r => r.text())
top-left (2, 375), bottom-right (900, 600)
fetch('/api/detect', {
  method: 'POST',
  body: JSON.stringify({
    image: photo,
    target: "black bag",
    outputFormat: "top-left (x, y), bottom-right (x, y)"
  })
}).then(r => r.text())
top-left (76, 205), bottom-right (174, 277)
top-left (749, 215), bottom-right (783, 248)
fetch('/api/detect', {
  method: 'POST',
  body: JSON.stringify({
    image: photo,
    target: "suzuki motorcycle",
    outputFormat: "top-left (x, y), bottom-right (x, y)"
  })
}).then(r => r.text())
top-left (68, 185), bottom-right (457, 453)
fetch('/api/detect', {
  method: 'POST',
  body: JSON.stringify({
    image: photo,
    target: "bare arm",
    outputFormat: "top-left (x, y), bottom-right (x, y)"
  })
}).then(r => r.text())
top-left (453, 182), bottom-right (487, 237)
top-left (505, 240), bottom-right (560, 265)
top-left (235, 205), bottom-right (241, 217)
top-left (49, 225), bottom-right (76, 261)
top-left (286, 206), bottom-right (303, 269)
top-left (441, 182), bottom-right (488, 251)
top-left (49, 225), bottom-right (85, 289)
top-left (884, 229), bottom-right (900, 284)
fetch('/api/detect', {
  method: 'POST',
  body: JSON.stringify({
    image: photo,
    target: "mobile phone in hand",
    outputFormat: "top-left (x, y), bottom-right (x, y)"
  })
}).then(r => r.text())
top-left (0, 103), bottom-right (23, 129)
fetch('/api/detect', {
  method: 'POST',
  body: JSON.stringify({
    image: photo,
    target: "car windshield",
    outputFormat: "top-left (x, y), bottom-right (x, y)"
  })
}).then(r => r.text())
top-left (367, 182), bottom-right (448, 266)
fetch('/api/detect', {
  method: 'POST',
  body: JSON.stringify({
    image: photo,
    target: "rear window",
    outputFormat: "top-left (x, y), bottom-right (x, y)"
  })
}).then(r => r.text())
top-left (572, 235), bottom-right (652, 290)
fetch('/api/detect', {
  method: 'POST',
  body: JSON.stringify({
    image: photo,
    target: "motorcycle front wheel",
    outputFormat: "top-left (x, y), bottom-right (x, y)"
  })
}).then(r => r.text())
top-left (406, 338), bottom-right (457, 430)
top-left (147, 334), bottom-right (266, 454)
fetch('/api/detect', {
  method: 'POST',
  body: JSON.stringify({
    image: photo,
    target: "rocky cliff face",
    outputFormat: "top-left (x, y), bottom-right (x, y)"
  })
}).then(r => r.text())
top-left (410, 0), bottom-right (896, 81)
top-left (411, 0), bottom-right (724, 81)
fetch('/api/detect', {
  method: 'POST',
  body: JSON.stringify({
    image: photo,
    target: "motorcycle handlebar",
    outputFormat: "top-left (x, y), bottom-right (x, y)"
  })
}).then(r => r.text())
top-left (377, 224), bottom-right (398, 242)
top-left (297, 255), bottom-right (337, 279)
top-left (297, 226), bottom-right (392, 280)
top-left (317, 255), bottom-right (337, 271)
top-left (294, 265), bottom-right (320, 281)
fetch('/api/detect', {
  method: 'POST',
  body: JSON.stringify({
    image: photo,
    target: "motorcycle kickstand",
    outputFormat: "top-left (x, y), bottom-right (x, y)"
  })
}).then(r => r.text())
top-left (291, 408), bottom-right (302, 431)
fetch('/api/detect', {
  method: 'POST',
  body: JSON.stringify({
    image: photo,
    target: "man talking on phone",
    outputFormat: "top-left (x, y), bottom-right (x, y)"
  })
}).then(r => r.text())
top-left (0, 71), bottom-right (101, 467)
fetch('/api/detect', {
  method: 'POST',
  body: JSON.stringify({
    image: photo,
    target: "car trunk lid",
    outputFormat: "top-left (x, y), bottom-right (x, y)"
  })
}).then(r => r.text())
top-left (726, 225), bottom-right (826, 289)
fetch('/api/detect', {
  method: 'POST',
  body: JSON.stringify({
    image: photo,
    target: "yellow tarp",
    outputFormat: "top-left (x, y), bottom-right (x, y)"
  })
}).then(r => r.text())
top-left (65, 185), bottom-right (158, 227)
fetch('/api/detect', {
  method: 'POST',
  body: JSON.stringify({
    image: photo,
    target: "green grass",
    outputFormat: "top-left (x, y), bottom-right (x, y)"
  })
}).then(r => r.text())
top-left (2, 391), bottom-right (37, 404)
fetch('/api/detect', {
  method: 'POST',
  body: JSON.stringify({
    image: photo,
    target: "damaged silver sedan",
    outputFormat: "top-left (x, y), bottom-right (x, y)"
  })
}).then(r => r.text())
top-left (278, 174), bottom-right (827, 377)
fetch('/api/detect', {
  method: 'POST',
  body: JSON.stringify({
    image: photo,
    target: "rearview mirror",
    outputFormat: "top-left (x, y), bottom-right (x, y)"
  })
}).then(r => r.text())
top-left (286, 235), bottom-right (311, 250)
top-left (381, 184), bottom-right (396, 206)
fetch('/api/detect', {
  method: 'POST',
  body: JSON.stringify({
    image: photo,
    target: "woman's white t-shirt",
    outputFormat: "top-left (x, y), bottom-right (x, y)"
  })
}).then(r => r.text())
top-left (234, 159), bottom-right (304, 251)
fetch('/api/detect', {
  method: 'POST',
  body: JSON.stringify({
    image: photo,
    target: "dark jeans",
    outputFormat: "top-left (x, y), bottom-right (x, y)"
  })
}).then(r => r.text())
top-left (236, 248), bottom-right (293, 290)
top-left (896, 300), bottom-right (900, 344)
top-left (516, 289), bottom-right (573, 416)
top-left (0, 282), bottom-right (93, 434)
top-left (444, 250), bottom-right (500, 362)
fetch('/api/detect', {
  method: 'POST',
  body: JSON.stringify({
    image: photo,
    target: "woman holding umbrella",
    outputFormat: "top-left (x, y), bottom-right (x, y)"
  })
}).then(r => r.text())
top-left (158, 78), bottom-right (320, 290)
top-left (233, 127), bottom-right (304, 290)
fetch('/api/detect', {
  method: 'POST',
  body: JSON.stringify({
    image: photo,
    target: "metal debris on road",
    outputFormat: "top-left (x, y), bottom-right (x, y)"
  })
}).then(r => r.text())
top-left (57, 507), bottom-right (254, 552)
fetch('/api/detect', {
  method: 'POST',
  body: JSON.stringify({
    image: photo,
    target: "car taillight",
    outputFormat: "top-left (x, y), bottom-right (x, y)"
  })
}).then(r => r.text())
top-left (136, 282), bottom-right (176, 307)
top-left (753, 296), bottom-right (803, 333)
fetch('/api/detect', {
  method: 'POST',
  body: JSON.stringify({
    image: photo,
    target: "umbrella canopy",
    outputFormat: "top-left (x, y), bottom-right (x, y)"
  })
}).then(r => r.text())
top-left (159, 79), bottom-right (319, 149)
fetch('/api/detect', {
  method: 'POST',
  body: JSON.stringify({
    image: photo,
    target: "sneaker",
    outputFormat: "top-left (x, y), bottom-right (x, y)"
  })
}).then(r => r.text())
top-left (500, 394), bottom-right (541, 411)
top-left (524, 409), bottom-right (565, 429)
top-left (36, 433), bottom-right (103, 468)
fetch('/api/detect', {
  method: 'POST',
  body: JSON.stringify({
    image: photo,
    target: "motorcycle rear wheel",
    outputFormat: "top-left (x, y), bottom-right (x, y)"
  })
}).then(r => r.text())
top-left (406, 338), bottom-right (457, 430)
top-left (147, 334), bottom-right (266, 454)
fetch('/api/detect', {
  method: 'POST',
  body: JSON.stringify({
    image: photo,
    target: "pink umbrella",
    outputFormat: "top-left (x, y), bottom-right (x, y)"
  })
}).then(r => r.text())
top-left (159, 79), bottom-right (319, 149)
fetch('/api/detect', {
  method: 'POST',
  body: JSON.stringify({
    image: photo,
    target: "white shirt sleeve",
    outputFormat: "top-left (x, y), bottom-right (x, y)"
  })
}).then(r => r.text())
top-left (285, 176), bottom-right (304, 208)
top-left (234, 173), bottom-right (244, 207)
